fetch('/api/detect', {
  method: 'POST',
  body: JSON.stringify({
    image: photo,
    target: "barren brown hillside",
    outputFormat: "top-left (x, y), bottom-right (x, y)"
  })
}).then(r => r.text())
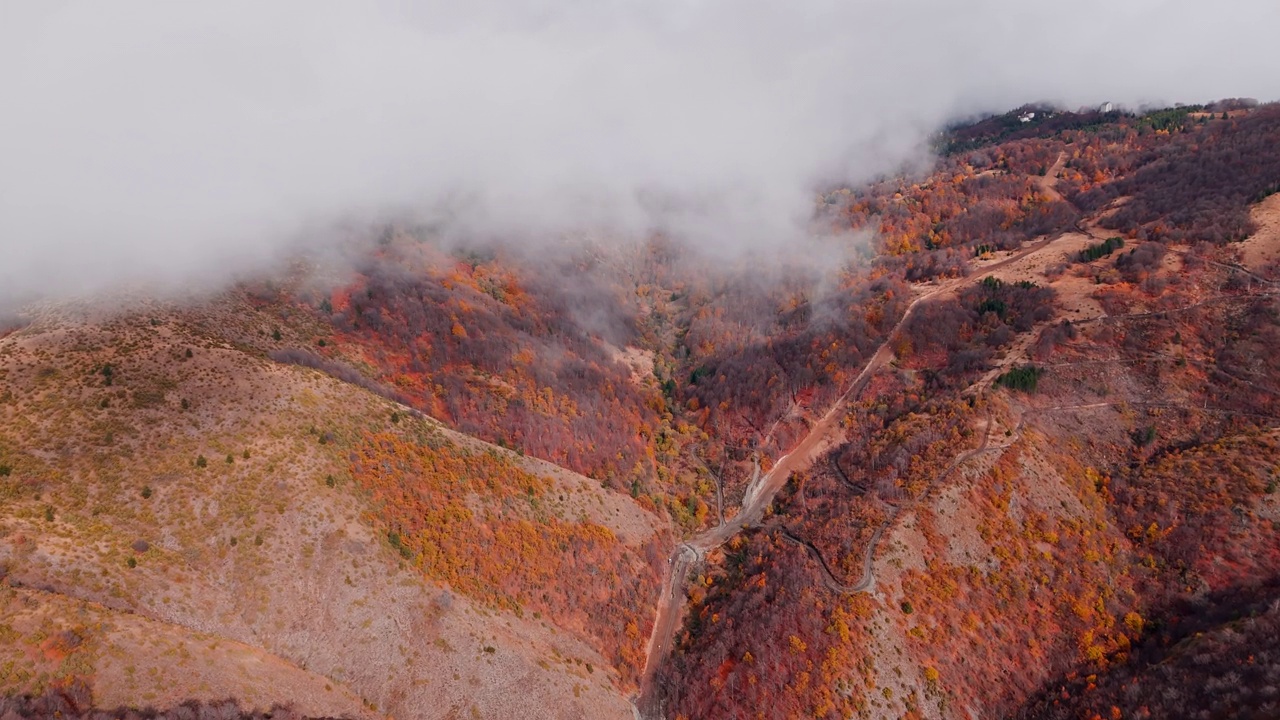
top-left (0, 293), bottom-right (661, 719)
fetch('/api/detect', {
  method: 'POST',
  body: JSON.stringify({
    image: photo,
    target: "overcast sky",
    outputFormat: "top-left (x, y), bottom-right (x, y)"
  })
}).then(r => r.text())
top-left (3, 0), bottom-right (1279, 304)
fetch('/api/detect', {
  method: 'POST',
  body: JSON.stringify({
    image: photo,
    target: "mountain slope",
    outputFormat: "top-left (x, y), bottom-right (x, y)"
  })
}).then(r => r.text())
top-left (652, 103), bottom-right (1280, 719)
top-left (0, 294), bottom-right (662, 718)
top-left (4, 101), bottom-right (1280, 720)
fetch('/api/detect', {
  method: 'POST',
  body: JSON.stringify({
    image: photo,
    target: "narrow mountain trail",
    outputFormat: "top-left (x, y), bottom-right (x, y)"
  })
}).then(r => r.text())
top-left (1036, 151), bottom-right (1068, 202)
top-left (632, 339), bottom-right (897, 718)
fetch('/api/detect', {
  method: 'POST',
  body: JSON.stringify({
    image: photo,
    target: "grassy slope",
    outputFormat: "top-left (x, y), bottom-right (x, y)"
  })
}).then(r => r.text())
top-left (0, 291), bottom-right (661, 718)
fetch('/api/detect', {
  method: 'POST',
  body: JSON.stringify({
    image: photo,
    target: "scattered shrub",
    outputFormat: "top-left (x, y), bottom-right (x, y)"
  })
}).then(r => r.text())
top-left (1132, 425), bottom-right (1157, 446)
top-left (1077, 236), bottom-right (1125, 262)
top-left (995, 365), bottom-right (1043, 392)
top-left (387, 531), bottom-right (412, 559)
top-left (1115, 243), bottom-right (1167, 283)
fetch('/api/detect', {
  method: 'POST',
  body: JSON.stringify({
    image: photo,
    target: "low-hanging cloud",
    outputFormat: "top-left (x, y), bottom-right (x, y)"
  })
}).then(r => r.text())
top-left (3, 0), bottom-right (1279, 305)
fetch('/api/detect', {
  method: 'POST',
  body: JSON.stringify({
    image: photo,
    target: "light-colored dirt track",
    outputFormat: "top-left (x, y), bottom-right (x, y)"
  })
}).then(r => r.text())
top-left (634, 162), bottom-right (1076, 719)
top-left (1239, 194), bottom-right (1280, 271)
top-left (633, 238), bottom-right (1076, 717)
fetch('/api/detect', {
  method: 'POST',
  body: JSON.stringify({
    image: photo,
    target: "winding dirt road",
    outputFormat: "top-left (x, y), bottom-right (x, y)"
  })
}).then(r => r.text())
top-left (633, 160), bottom-right (1074, 719)
top-left (633, 279), bottom-right (960, 718)
top-left (633, 324), bottom-right (910, 716)
top-left (779, 406), bottom-right (995, 595)
top-left (632, 351), bottom-right (891, 717)
top-left (1036, 152), bottom-right (1067, 202)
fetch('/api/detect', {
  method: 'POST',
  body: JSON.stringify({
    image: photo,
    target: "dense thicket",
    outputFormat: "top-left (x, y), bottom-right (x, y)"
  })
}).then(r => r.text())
top-left (995, 365), bottom-right (1042, 392)
top-left (899, 276), bottom-right (1056, 380)
top-left (1014, 585), bottom-right (1280, 720)
top-left (658, 531), bottom-right (872, 720)
top-left (318, 249), bottom-right (661, 486)
top-left (939, 106), bottom-right (1122, 155)
top-left (1076, 236), bottom-right (1124, 262)
top-left (1083, 105), bottom-right (1280, 242)
top-left (679, 271), bottom-right (906, 438)
top-left (0, 682), bottom-right (336, 720)
top-left (1114, 243), bottom-right (1165, 284)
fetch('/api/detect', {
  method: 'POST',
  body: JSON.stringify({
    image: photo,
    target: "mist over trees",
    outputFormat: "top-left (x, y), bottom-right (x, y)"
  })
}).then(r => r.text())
top-left (5, 3), bottom-right (1280, 307)
top-left (317, 246), bottom-right (660, 487)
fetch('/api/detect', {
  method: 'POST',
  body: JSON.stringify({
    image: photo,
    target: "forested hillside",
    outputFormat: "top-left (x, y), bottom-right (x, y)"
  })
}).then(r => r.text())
top-left (651, 102), bottom-right (1280, 719)
top-left (256, 102), bottom-right (1280, 720)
